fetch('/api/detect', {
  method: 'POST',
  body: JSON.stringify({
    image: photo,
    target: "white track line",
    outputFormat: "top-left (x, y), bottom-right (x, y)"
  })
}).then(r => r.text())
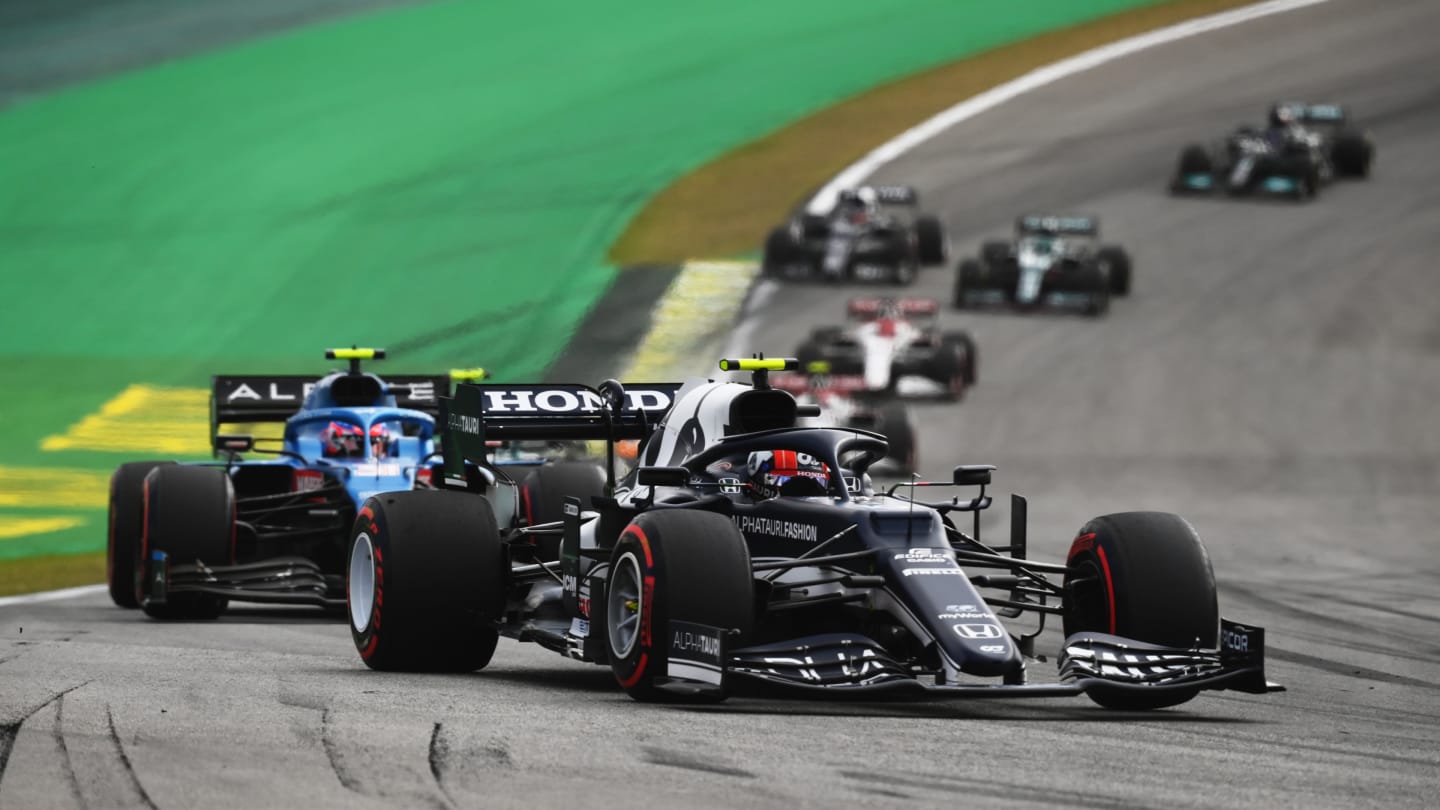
top-left (0, 583), bottom-right (106, 609)
top-left (807, 0), bottom-right (1332, 213)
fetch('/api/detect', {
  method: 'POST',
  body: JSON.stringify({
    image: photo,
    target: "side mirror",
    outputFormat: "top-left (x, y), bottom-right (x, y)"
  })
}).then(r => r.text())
top-left (953, 464), bottom-right (995, 487)
top-left (214, 434), bottom-right (254, 453)
top-left (636, 466), bottom-right (691, 487)
top-left (796, 404), bottom-right (822, 418)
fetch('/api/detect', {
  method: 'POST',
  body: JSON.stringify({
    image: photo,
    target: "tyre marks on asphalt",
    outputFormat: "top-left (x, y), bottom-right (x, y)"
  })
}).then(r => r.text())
top-left (0, 681), bottom-right (89, 790)
top-left (103, 705), bottom-right (158, 810)
top-left (838, 768), bottom-right (1140, 809)
top-left (319, 707), bottom-right (367, 795)
top-left (641, 744), bottom-right (756, 779)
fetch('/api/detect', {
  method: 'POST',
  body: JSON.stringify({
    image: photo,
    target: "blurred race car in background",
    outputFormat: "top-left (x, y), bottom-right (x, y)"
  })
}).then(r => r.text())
top-left (1171, 102), bottom-right (1374, 199)
top-left (762, 185), bottom-right (947, 284)
top-left (794, 297), bottom-right (977, 400)
top-left (107, 348), bottom-right (606, 619)
top-left (770, 362), bottom-right (918, 474)
top-left (953, 214), bottom-right (1131, 316)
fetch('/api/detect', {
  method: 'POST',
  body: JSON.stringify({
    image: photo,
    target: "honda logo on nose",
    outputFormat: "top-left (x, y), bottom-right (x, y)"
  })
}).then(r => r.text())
top-left (953, 623), bottom-right (1004, 640)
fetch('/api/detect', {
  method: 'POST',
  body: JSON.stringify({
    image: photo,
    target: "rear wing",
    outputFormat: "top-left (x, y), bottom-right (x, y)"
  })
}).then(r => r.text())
top-left (1298, 103), bottom-right (1347, 125)
top-left (867, 185), bottom-right (919, 206)
top-left (439, 382), bottom-right (680, 484)
top-left (847, 296), bottom-right (940, 320)
top-left (210, 374), bottom-right (450, 431)
top-left (1016, 214), bottom-right (1099, 236)
top-left (771, 371), bottom-right (869, 395)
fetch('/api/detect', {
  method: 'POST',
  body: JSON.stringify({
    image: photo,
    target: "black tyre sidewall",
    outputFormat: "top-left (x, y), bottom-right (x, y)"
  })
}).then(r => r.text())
top-left (141, 466), bottom-right (234, 620)
top-left (1097, 246), bottom-right (1131, 297)
top-left (107, 460), bottom-right (172, 608)
top-left (1063, 511), bottom-right (1219, 709)
top-left (878, 403), bottom-right (916, 471)
top-left (607, 510), bottom-right (753, 701)
top-left (349, 490), bottom-right (505, 672)
top-left (915, 216), bottom-right (947, 264)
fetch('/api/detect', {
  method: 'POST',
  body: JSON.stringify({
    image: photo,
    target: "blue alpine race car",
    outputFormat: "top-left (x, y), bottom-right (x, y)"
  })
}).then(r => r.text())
top-left (106, 348), bottom-right (605, 619)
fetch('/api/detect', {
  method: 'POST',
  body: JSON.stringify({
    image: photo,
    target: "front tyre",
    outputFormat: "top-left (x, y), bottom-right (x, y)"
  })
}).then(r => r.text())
top-left (606, 510), bottom-right (754, 702)
top-left (1063, 511), bottom-right (1219, 710)
top-left (1096, 246), bottom-right (1132, 297)
top-left (349, 490), bottom-right (506, 672)
top-left (914, 216), bottom-right (948, 264)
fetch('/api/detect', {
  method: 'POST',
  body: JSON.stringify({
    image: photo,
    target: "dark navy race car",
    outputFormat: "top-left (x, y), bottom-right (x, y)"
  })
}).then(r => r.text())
top-left (1172, 102), bottom-right (1374, 199)
top-left (346, 358), bottom-right (1280, 710)
top-left (106, 348), bottom-right (604, 619)
top-left (762, 186), bottom-right (947, 285)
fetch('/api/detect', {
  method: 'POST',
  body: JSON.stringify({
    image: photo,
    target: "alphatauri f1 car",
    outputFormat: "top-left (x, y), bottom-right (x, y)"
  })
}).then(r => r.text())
top-left (346, 358), bottom-right (1281, 710)
top-left (954, 215), bottom-right (1131, 316)
top-left (1172, 102), bottom-right (1373, 199)
top-left (762, 186), bottom-right (947, 284)
top-left (795, 297), bottom-right (976, 400)
top-left (107, 348), bottom-right (604, 619)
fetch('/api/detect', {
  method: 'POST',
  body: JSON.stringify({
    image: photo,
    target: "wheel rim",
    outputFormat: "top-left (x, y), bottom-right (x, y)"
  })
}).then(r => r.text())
top-left (348, 533), bottom-right (376, 633)
top-left (607, 552), bottom-right (644, 659)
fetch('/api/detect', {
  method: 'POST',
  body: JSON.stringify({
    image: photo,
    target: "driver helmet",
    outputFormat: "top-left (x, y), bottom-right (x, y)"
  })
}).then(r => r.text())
top-left (322, 421), bottom-right (365, 457)
top-left (368, 422), bottom-right (393, 457)
top-left (836, 187), bottom-right (877, 223)
top-left (747, 449), bottom-right (831, 499)
top-left (1268, 103), bottom-right (1298, 128)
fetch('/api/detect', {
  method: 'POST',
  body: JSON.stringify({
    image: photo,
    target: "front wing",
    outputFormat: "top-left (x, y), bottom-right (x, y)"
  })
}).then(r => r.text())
top-left (652, 619), bottom-right (1281, 701)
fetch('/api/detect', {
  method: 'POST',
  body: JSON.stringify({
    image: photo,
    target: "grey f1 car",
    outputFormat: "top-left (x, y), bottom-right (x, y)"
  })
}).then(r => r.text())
top-left (953, 215), bottom-right (1131, 316)
top-left (1172, 102), bottom-right (1373, 199)
top-left (762, 186), bottom-right (947, 284)
top-left (345, 358), bottom-right (1281, 710)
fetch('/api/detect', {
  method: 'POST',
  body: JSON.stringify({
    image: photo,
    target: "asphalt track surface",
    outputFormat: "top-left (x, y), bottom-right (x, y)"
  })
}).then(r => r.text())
top-left (3, 1), bottom-right (1438, 806)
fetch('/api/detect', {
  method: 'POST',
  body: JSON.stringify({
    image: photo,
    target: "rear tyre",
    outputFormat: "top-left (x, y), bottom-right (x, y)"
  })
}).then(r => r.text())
top-left (914, 216), bottom-right (947, 264)
top-left (349, 490), bottom-right (506, 672)
top-left (520, 462), bottom-right (607, 560)
top-left (876, 402), bottom-right (916, 473)
top-left (1096, 246), bottom-right (1131, 297)
top-left (108, 460), bottom-right (173, 608)
top-left (141, 466), bottom-right (233, 620)
top-left (954, 259), bottom-right (983, 309)
top-left (1063, 511), bottom-right (1219, 710)
top-left (1330, 130), bottom-right (1372, 178)
top-left (761, 227), bottom-right (791, 278)
top-left (942, 331), bottom-right (978, 386)
top-left (606, 510), bottom-right (754, 702)
top-left (1173, 144), bottom-right (1212, 191)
